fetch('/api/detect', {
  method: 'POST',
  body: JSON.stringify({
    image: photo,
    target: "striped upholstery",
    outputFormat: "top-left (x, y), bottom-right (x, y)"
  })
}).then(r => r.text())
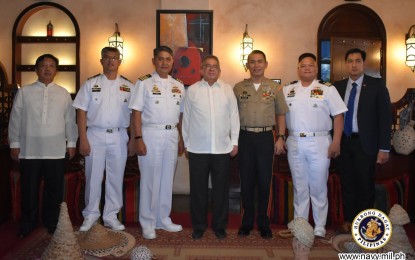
top-left (374, 174), bottom-right (409, 214)
top-left (271, 172), bottom-right (294, 225)
top-left (118, 174), bottom-right (140, 223)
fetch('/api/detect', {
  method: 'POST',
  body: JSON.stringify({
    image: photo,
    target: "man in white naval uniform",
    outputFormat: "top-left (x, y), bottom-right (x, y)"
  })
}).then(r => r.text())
top-left (73, 47), bottom-right (135, 232)
top-left (283, 53), bottom-right (347, 238)
top-left (129, 46), bottom-right (185, 240)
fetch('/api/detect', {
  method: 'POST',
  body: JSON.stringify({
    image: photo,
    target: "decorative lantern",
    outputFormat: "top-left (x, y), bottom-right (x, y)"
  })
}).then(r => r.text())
top-left (240, 24), bottom-right (253, 71)
top-left (405, 25), bottom-right (415, 72)
top-left (108, 23), bottom-right (124, 61)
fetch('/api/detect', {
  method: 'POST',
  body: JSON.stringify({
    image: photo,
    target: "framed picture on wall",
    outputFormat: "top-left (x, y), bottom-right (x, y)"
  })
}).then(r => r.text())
top-left (156, 10), bottom-right (213, 86)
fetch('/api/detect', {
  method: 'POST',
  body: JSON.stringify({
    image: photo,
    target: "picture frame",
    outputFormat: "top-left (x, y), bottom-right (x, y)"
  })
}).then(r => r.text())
top-left (156, 10), bottom-right (213, 86)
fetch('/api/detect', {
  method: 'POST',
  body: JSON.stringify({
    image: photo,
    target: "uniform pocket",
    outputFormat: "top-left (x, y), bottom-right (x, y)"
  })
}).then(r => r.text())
top-left (286, 136), bottom-right (299, 156)
top-left (309, 99), bottom-right (325, 111)
top-left (118, 92), bottom-right (130, 105)
top-left (171, 93), bottom-right (182, 106)
top-left (92, 94), bottom-right (102, 104)
top-left (285, 98), bottom-right (296, 111)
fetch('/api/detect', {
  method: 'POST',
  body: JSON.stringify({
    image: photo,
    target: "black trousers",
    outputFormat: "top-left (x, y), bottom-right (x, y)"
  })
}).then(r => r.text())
top-left (19, 159), bottom-right (65, 231)
top-left (188, 152), bottom-right (230, 231)
top-left (238, 130), bottom-right (274, 230)
top-left (337, 135), bottom-right (377, 222)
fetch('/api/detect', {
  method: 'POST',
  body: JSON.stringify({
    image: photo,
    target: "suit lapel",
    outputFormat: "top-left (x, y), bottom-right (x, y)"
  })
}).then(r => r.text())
top-left (357, 74), bottom-right (369, 115)
top-left (337, 79), bottom-right (348, 99)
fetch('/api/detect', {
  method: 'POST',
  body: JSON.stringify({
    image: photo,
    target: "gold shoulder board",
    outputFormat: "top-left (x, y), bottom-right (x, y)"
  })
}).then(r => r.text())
top-left (138, 74), bottom-right (152, 81)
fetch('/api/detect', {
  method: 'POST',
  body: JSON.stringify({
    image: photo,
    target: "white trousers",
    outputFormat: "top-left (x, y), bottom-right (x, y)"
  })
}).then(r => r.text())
top-left (82, 128), bottom-right (128, 222)
top-left (286, 135), bottom-right (331, 229)
top-left (138, 128), bottom-right (178, 230)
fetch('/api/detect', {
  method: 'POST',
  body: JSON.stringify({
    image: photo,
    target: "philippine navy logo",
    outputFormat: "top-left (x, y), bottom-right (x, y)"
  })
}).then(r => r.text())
top-left (352, 209), bottom-right (392, 250)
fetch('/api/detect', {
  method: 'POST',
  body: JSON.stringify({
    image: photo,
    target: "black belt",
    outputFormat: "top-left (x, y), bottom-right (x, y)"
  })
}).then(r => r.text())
top-left (343, 133), bottom-right (359, 139)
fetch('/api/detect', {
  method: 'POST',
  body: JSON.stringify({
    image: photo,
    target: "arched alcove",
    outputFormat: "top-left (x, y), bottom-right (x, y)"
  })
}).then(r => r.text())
top-left (0, 61), bottom-right (18, 146)
top-left (317, 3), bottom-right (386, 82)
top-left (12, 2), bottom-right (80, 95)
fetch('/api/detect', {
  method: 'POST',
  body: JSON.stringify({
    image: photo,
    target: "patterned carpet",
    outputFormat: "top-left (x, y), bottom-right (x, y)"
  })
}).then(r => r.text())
top-left (3, 226), bottom-right (340, 260)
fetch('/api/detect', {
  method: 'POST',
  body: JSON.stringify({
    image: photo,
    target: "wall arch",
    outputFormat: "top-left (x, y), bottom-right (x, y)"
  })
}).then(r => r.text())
top-left (12, 2), bottom-right (80, 94)
top-left (317, 3), bottom-right (386, 80)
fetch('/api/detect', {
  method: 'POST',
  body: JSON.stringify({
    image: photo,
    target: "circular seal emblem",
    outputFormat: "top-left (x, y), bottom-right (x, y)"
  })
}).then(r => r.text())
top-left (352, 209), bottom-right (392, 250)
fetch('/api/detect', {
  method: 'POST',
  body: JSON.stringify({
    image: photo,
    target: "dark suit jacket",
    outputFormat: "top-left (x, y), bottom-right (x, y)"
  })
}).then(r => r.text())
top-left (333, 74), bottom-right (392, 155)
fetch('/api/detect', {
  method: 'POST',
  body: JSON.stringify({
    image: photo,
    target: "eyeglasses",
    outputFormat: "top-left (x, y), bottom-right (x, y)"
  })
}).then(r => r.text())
top-left (102, 56), bottom-right (120, 62)
top-left (203, 64), bottom-right (220, 70)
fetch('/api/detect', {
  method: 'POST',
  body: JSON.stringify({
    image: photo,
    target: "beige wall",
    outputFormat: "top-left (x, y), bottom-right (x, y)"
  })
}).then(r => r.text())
top-left (1, 0), bottom-right (414, 101)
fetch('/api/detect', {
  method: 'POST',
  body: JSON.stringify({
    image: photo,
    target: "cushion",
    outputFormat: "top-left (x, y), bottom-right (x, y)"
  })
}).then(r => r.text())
top-left (118, 174), bottom-right (140, 224)
top-left (271, 172), bottom-right (294, 225)
top-left (374, 174), bottom-right (409, 215)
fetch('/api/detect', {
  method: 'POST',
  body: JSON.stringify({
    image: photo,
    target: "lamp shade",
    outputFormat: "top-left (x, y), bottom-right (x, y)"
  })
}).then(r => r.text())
top-left (241, 24), bottom-right (253, 71)
top-left (108, 23), bottom-right (124, 61)
top-left (405, 25), bottom-right (415, 72)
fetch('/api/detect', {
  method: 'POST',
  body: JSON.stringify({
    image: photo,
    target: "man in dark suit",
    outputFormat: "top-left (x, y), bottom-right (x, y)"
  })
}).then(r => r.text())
top-left (332, 48), bottom-right (392, 233)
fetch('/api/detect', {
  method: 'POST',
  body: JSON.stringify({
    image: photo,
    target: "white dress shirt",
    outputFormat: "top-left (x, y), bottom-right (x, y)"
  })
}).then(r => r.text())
top-left (182, 79), bottom-right (240, 154)
top-left (8, 81), bottom-right (78, 159)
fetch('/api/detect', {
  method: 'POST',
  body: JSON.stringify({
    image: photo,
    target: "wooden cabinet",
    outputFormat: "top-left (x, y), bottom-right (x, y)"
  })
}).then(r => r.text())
top-left (12, 2), bottom-right (80, 95)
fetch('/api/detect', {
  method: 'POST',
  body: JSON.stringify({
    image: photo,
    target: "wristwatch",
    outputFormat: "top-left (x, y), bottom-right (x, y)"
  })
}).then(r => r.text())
top-left (276, 134), bottom-right (286, 141)
top-left (135, 135), bottom-right (142, 140)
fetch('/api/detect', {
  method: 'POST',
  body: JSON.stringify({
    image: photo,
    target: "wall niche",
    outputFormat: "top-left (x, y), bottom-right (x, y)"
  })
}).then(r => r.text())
top-left (12, 2), bottom-right (80, 95)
